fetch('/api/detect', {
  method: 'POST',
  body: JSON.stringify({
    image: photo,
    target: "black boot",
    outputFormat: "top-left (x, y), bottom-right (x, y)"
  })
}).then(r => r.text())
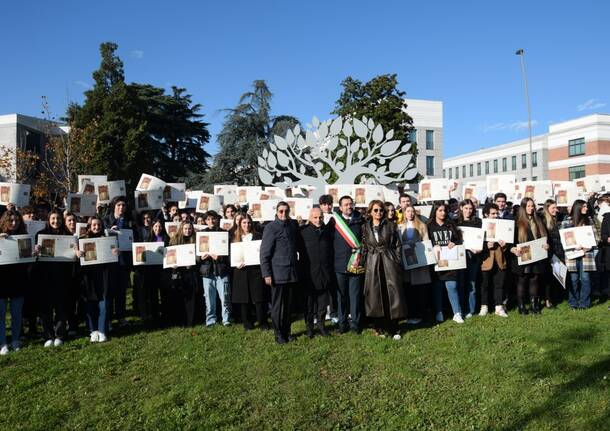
top-left (530, 297), bottom-right (541, 314)
top-left (518, 302), bottom-right (529, 315)
top-left (317, 321), bottom-right (329, 337)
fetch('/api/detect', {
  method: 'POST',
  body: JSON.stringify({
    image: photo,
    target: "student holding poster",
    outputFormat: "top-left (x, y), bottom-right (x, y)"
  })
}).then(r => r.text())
top-left (398, 206), bottom-right (431, 325)
top-left (479, 204), bottom-right (509, 317)
top-left (0, 210), bottom-right (29, 355)
top-left (199, 211), bottom-right (231, 327)
top-left (560, 200), bottom-right (597, 310)
top-left (230, 214), bottom-right (269, 331)
top-left (63, 212), bottom-right (84, 336)
top-left (166, 221), bottom-right (199, 327)
top-left (457, 199), bottom-right (482, 318)
top-left (34, 211), bottom-right (74, 347)
top-left (541, 199), bottom-right (564, 308)
top-left (77, 217), bottom-right (119, 343)
top-left (509, 198), bottom-right (549, 315)
top-left (427, 202), bottom-right (465, 324)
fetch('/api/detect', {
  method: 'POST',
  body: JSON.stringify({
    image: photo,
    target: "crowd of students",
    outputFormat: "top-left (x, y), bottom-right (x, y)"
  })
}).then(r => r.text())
top-left (1, 189), bottom-right (609, 352)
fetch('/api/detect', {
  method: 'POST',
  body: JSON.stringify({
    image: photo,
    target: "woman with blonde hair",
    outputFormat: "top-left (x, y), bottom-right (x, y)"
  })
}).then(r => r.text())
top-left (398, 205), bottom-right (430, 324)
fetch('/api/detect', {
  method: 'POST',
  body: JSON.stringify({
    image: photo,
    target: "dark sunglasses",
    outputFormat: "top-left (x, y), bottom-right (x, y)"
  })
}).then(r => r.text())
top-left (372, 208), bottom-right (385, 213)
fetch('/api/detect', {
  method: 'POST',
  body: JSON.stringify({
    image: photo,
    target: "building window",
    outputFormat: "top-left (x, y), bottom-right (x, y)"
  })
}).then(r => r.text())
top-left (493, 159), bottom-right (498, 173)
top-left (569, 165), bottom-right (586, 180)
top-left (462, 166), bottom-right (466, 178)
top-left (512, 155), bottom-right (517, 170)
top-left (455, 166), bottom-right (459, 179)
top-left (532, 176), bottom-right (537, 181)
top-left (522, 154), bottom-right (527, 169)
top-left (502, 158), bottom-right (507, 172)
top-left (568, 138), bottom-right (585, 157)
top-left (522, 177), bottom-right (527, 182)
top-left (426, 156), bottom-right (434, 176)
top-left (469, 164), bottom-right (474, 177)
top-left (532, 152), bottom-right (538, 167)
top-left (448, 168), bottom-right (452, 179)
top-left (477, 163), bottom-right (481, 176)
top-left (425, 130), bottom-right (434, 150)
top-left (485, 161), bottom-right (489, 175)
top-left (443, 169), bottom-right (446, 178)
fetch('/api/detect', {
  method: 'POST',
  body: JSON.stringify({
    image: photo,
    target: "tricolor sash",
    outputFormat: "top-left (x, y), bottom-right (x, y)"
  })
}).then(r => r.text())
top-left (333, 211), bottom-right (366, 274)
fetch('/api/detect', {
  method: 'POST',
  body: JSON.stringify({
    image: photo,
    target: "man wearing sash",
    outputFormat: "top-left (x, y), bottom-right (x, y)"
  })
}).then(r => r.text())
top-left (333, 196), bottom-right (364, 334)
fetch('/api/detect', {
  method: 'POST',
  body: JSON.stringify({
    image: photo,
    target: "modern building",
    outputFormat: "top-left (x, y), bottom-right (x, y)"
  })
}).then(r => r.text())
top-left (442, 113), bottom-right (610, 183)
top-left (404, 98), bottom-right (443, 179)
top-left (0, 113), bottom-right (68, 182)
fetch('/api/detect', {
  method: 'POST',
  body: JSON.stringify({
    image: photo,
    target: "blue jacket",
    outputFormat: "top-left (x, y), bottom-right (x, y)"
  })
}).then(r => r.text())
top-left (260, 217), bottom-right (301, 284)
top-left (333, 211), bottom-right (364, 273)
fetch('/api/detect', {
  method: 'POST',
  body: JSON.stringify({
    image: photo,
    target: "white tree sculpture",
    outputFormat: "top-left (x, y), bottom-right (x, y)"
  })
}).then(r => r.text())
top-left (258, 116), bottom-right (417, 190)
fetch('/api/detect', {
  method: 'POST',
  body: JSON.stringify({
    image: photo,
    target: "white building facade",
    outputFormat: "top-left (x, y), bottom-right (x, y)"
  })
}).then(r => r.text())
top-left (404, 99), bottom-right (443, 179)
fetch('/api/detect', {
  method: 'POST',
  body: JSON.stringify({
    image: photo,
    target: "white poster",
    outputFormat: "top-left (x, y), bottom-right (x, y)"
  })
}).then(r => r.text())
top-left (418, 179), bottom-right (449, 202)
top-left (96, 180), bottom-right (126, 205)
top-left (165, 222), bottom-right (181, 239)
top-left (482, 218), bottom-right (515, 244)
top-left (401, 240), bottom-right (436, 270)
top-left (78, 175), bottom-right (107, 193)
top-left (0, 234), bottom-right (35, 265)
top-left (220, 218), bottom-right (234, 231)
top-left (353, 185), bottom-right (384, 207)
top-left (235, 186), bottom-right (262, 205)
top-left (554, 185), bottom-right (582, 207)
top-left (78, 236), bottom-right (119, 266)
top-left (37, 234), bottom-right (77, 262)
top-left (136, 173), bottom-right (166, 192)
top-left (179, 190), bottom-right (202, 209)
top-left (163, 244), bottom-right (196, 268)
top-left (195, 193), bottom-right (223, 213)
top-left (193, 224), bottom-right (208, 232)
top-left (286, 198), bottom-right (313, 219)
top-left (214, 185), bottom-right (237, 204)
top-left (196, 231), bottom-right (229, 256)
top-left (258, 186), bottom-right (286, 201)
top-left (24, 220), bottom-right (46, 236)
top-left (458, 226), bottom-right (485, 251)
top-left (230, 240), bottom-right (262, 267)
top-left (287, 185), bottom-right (315, 198)
top-left (66, 193), bottom-right (97, 217)
top-left (134, 190), bottom-right (164, 211)
top-left (486, 175), bottom-right (516, 200)
top-left (559, 225), bottom-right (596, 251)
top-left (514, 180), bottom-right (553, 203)
top-left (551, 255), bottom-right (568, 289)
top-left (0, 183), bottom-right (31, 207)
top-left (383, 186), bottom-right (400, 206)
top-left (132, 242), bottom-right (165, 266)
top-left (413, 205), bottom-right (433, 221)
top-left (105, 228), bottom-right (134, 252)
top-left (325, 184), bottom-right (355, 205)
top-left (434, 245), bottom-right (467, 271)
top-left (517, 237), bottom-right (548, 266)
top-left (163, 183), bottom-right (186, 203)
top-left (75, 222), bottom-right (89, 238)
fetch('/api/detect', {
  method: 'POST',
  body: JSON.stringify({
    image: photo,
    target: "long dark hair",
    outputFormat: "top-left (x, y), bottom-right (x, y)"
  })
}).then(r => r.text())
top-left (516, 198), bottom-right (547, 243)
top-left (458, 199), bottom-right (476, 224)
top-left (427, 202), bottom-right (448, 227)
top-left (0, 209), bottom-right (27, 235)
top-left (569, 199), bottom-right (590, 227)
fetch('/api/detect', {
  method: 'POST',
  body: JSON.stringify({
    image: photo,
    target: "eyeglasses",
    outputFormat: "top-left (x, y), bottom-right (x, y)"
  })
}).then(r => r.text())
top-left (372, 208), bottom-right (385, 213)
top-left (277, 209), bottom-right (289, 214)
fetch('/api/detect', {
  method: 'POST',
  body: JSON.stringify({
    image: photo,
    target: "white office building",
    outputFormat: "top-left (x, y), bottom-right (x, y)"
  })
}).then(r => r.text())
top-left (404, 99), bottom-right (443, 179)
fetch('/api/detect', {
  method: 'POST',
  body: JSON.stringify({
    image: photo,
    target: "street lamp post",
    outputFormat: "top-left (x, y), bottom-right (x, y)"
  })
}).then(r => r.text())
top-left (515, 48), bottom-right (534, 180)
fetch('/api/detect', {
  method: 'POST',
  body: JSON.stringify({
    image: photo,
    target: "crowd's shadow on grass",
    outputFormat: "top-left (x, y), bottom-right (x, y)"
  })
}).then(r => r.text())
top-left (499, 325), bottom-right (610, 430)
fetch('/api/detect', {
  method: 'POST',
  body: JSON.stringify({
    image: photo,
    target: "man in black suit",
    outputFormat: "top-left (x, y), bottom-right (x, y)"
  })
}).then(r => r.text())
top-left (299, 207), bottom-right (333, 338)
top-left (260, 201), bottom-right (301, 344)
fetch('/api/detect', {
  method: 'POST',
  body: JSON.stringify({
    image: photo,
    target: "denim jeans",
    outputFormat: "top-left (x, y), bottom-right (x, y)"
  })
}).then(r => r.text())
top-left (435, 280), bottom-right (462, 315)
top-left (568, 260), bottom-right (591, 308)
top-left (86, 298), bottom-right (107, 334)
top-left (0, 296), bottom-right (24, 348)
top-left (460, 258), bottom-right (478, 315)
top-left (335, 272), bottom-right (363, 330)
top-left (203, 276), bottom-right (231, 325)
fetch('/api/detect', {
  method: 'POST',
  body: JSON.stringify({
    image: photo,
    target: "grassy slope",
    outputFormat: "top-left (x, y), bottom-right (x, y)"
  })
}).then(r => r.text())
top-left (1, 304), bottom-right (609, 431)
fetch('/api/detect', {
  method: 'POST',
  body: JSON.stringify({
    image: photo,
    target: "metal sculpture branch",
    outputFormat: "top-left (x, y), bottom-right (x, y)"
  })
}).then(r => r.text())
top-left (258, 116), bottom-right (417, 189)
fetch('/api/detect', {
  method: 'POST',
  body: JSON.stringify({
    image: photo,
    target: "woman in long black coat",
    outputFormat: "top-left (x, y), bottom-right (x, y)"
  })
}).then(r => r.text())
top-left (231, 214), bottom-right (269, 330)
top-left (362, 200), bottom-right (406, 339)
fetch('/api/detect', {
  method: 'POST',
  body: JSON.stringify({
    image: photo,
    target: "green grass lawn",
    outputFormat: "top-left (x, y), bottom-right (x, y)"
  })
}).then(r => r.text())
top-left (1, 303), bottom-right (609, 430)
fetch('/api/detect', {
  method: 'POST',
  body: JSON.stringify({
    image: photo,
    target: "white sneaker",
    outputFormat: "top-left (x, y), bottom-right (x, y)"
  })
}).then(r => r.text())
top-left (331, 317), bottom-right (339, 324)
top-left (392, 334), bottom-right (402, 341)
top-left (0, 345), bottom-right (8, 355)
top-left (97, 333), bottom-right (107, 343)
top-left (453, 313), bottom-right (464, 324)
top-left (435, 312), bottom-right (444, 322)
top-left (479, 305), bottom-right (489, 316)
top-left (465, 313), bottom-right (473, 319)
top-left (53, 338), bottom-right (63, 347)
top-left (44, 339), bottom-right (53, 348)
top-left (90, 331), bottom-right (99, 343)
top-left (406, 318), bottom-right (423, 325)
top-left (495, 306), bottom-right (508, 317)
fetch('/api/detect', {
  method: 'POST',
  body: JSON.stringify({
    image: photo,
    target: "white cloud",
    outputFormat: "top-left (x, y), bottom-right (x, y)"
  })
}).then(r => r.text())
top-left (482, 120), bottom-right (538, 133)
top-left (130, 49), bottom-right (145, 59)
top-left (576, 99), bottom-right (606, 112)
top-left (75, 80), bottom-right (91, 89)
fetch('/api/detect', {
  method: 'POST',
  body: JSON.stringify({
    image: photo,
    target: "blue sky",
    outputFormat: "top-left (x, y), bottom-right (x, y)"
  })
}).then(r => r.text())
top-left (1, 1), bottom-right (608, 158)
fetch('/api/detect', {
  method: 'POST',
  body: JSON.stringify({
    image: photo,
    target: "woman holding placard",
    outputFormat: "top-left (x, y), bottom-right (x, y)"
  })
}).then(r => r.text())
top-left (138, 218), bottom-right (169, 326)
top-left (560, 200), bottom-right (597, 309)
top-left (362, 200), bottom-right (406, 339)
top-left (427, 203), bottom-right (464, 324)
top-left (78, 217), bottom-right (115, 342)
top-left (398, 206), bottom-right (431, 325)
top-left (479, 203), bottom-right (509, 317)
top-left (64, 212), bottom-right (84, 336)
top-left (230, 214), bottom-right (269, 330)
top-left (510, 198), bottom-right (549, 315)
top-left (541, 200), bottom-right (564, 308)
top-left (34, 211), bottom-right (74, 347)
top-left (457, 199), bottom-right (482, 318)
top-left (0, 210), bottom-right (29, 354)
top-left (167, 221), bottom-right (199, 327)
